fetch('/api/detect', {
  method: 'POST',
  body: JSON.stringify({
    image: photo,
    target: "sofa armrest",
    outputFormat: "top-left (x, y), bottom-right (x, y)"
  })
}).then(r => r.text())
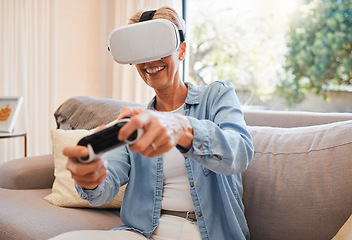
top-left (0, 154), bottom-right (55, 189)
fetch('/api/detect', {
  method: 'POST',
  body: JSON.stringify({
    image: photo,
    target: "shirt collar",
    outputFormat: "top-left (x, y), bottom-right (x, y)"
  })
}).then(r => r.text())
top-left (146, 82), bottom-right (200, 110)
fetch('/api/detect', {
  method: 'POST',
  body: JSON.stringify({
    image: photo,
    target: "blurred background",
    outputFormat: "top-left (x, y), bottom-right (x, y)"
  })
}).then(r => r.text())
top-left (0, 0), bottom-right (351, 162)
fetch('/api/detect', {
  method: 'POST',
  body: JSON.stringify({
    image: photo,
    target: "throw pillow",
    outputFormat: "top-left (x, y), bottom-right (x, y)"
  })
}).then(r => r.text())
top-left (243, 120), bottom-right (352, 240)
top-left (44, 127), bottom-right (126, 208)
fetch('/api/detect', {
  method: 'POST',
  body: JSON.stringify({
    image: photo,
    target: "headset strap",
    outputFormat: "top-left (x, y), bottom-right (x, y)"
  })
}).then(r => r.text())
top-left (139, 10), bottom-right (156, 22)
top-left (179, 30), bottom-right (185, 43)
top-left (139, 10), bottom-right (185, 43)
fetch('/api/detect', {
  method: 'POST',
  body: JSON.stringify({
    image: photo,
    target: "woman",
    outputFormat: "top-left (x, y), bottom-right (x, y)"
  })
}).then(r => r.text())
top-left (53, 6), bottom-right (253, 240)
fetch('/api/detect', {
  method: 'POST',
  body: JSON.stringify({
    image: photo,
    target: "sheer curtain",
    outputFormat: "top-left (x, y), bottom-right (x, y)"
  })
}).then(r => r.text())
top-left (0, 0), bottom-right (56, 162)
top-left (111, 0), bottom-right (182, 103)
top-left (0, 0), bottom-right (183, 163)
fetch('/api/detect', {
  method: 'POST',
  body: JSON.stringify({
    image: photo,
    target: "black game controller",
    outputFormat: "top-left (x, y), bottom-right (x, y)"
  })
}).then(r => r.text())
top-left (77, 118), bottom-right (143, 163)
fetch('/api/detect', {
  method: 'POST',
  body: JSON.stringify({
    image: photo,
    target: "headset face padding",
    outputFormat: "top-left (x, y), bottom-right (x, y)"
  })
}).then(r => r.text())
top-left (108, 19), bottom-right (183, 65)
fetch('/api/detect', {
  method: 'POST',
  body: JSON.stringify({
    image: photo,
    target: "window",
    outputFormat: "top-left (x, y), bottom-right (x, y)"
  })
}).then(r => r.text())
top-left (184, 0), bottom-right (352, 112)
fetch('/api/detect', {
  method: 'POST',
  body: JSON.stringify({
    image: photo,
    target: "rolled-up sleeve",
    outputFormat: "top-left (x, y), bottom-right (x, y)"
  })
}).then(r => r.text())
top-left (182, 81), bottom-right (254, 175)
top-left (75, 146), bottom-right (131, 206)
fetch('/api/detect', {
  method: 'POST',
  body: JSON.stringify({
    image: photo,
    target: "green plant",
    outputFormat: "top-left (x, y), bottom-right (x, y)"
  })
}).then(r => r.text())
top-left (278, 0), bottom-right (352, 106)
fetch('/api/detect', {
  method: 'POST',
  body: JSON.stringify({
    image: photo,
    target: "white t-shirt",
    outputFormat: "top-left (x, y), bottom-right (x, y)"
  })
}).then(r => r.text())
top-left (160, 104), bottom-right (194, 211)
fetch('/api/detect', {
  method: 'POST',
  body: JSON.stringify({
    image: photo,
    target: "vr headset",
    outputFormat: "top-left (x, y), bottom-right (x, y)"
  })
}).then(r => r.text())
top-left (108, 10), bottom-right (185, 65)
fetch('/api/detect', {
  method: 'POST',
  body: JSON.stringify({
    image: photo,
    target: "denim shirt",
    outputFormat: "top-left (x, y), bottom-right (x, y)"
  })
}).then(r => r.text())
top-left (76, 81), bottom-right (254, 240)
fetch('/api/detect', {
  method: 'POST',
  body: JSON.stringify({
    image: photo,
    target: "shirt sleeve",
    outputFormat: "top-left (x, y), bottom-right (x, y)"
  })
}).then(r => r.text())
top-left (183, 81), bottom-right (254, 175)
top-left (75, 146), bottom-right (131, 207)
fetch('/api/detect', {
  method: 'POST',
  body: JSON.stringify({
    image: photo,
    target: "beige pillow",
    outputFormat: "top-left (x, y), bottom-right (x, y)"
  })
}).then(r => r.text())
top-left (44, 128), bottom-right (125, 208)
top-left (332, 214), bottom-right (352, 240)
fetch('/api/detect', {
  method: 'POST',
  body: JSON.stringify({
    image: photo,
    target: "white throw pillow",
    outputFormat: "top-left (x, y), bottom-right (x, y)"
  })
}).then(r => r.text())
top-left (44, 127), bottom-right (125, 208)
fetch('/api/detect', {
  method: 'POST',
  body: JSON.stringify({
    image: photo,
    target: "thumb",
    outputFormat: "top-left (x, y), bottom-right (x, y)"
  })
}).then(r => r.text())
top-left (118, 107), bottom-right (143, 120)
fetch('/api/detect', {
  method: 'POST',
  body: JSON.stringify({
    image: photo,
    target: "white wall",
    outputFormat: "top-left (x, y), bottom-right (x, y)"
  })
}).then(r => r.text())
top-left (54, 0), bottom-right (114, 105)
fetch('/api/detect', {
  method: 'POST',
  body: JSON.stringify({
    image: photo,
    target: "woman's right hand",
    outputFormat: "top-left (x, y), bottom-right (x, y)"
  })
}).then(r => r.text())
top-left (63, 145), bottom-right (108, 190)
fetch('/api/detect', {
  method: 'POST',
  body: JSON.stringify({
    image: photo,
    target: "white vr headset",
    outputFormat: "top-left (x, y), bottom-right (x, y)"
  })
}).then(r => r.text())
top-left (108, 10), bottom-right (185, 65)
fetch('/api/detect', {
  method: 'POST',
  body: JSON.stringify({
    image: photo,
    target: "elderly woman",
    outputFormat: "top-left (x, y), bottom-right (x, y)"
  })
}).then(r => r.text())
top-left (53, 6), bottom-right (253, 240)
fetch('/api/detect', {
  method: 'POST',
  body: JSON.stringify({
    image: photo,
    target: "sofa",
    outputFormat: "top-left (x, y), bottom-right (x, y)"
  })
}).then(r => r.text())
top-left (0, 96), bottom-right (351, 240)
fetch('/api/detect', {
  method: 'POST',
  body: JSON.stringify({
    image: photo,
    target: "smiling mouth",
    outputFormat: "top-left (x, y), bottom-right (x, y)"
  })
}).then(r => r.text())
top-left (145, 66), bottom-right (165, 74)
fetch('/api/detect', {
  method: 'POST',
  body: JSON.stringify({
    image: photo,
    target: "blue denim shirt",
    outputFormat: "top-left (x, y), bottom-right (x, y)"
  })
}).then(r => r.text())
top-left (76, 81), bottom-right (254, 240)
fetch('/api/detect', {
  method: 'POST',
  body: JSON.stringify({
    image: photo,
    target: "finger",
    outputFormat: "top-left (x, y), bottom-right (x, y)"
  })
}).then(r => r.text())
top-left (129, 126), bottom-right (170, 153)
top-left (63, 145), bottom-right (89, 159)
top-left (150, 130), bottom-right (172, 149)
top-left (128, 117), bottom-right (165, 152)
top-left (74, 165), bottom-right (108, 190)
top-left (118, 113), bottom-right (146, 142)
top-left (117, 106), bottom-right (133, 120)
top-left (67, 159), bottom-right (108, 190)
top-left (117, 106), bottom-right (143, 120)
top-left (75, 174), bottom-right (106, 190)
top-left (139, 142), bottom-right (173, 158)
top-left (93, 125), bottom-right (106, 133)
top-left (70, 163), bottom-right (108, 183)
top-left (66, 158), bottom-right (106, 177)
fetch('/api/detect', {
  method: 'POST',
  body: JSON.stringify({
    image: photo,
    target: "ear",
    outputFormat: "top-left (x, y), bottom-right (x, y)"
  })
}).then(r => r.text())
top-left (178, 42), bottom-right (187, 61)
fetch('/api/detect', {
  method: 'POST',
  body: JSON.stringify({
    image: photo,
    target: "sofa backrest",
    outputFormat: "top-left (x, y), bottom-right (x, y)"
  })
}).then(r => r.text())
top-left (55, 96), bottom-right (352, 129)
top-left (244, 109), bottom-right (352, 128)
top-left (54, 96), bottom-right (144, 130)
top-left (243, 119), bottom-right (352, 240)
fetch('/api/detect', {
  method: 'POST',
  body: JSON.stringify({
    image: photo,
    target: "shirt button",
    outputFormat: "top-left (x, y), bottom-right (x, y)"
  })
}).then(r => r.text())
top-left (190, 182), bottom-right (194, 187)
top-left (197, 212), bottom-right (202, 217)
top-left (199, 145), bottom-right (204, 151)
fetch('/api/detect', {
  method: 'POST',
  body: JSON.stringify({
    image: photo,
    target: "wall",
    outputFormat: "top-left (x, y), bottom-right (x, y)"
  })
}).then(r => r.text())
top-left (54, 0), bottom-right (114, 106)
top-left (0, 0), bottom-right (117, 162)
top-left (286, 91), bottom-right (352, 113)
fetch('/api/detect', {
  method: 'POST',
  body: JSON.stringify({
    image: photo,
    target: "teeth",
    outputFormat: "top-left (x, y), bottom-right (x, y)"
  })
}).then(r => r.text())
top-left (145, 66), bottom-right (165, 74)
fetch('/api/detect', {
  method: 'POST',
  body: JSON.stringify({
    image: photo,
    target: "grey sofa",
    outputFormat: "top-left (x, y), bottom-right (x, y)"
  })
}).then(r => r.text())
top-left (1, 96), bottom-right (351, 240)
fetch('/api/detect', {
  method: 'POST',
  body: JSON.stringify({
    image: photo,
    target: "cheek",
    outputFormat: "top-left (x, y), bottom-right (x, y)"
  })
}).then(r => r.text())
top-left (169, 61), bottom-right (179, 76)
top-left (167, 55), bottom-right (179, 74)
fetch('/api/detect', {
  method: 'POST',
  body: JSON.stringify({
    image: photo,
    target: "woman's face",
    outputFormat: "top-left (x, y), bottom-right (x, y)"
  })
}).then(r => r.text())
top-left (135, 50), bottom-right (181, 91)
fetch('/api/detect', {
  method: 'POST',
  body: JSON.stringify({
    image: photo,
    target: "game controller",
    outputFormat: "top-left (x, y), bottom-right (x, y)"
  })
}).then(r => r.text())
top-left (77, 118), bottom-right (143, 163)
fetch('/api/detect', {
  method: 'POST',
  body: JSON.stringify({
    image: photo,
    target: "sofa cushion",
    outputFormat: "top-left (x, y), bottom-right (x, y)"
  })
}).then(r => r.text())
top-left (243, 120), bottom-right (352, 240)
top-left (0, 188), bottom-right (122, 240)
top-left (44, 128), bottom-right (126, 208)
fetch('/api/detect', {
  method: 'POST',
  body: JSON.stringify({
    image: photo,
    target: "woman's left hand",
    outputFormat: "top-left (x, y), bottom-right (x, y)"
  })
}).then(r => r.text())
top-left (117, 107), bottom-right (193, 157)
